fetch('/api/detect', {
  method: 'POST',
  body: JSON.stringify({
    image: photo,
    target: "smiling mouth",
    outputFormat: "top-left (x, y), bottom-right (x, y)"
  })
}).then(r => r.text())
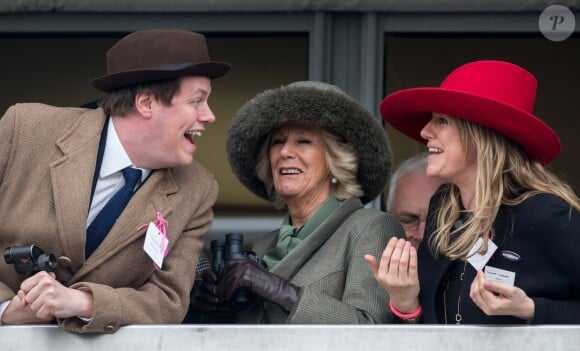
top-left (280, 168), bottom-right (302, 175)
top-left (185, 131), bottom-right (201, 144)
top-left (428, 147), bottom-right (443, 154)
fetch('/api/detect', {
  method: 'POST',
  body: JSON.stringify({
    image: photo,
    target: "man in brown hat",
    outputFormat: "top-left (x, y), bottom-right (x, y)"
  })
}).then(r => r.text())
top-left (0, 29), bottom-right (230, 333)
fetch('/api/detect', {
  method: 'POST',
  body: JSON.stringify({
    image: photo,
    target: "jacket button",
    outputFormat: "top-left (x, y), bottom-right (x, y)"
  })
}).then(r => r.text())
top-left (57, 256), bottom-right (72, 267)
top-left (105, 324), bottom-right (116, 332)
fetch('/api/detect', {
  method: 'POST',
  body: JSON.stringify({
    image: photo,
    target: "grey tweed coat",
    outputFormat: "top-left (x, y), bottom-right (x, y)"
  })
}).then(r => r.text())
top-left (239, 198), bottom-right (404, 324)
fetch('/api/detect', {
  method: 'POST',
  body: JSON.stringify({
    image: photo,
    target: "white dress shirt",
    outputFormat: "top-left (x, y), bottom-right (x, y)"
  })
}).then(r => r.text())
top-left (87, 118), bottom-right (150, 226)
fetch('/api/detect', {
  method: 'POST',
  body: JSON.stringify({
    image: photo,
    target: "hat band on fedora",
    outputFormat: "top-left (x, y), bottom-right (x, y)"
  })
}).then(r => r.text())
top-left (140, 63), bottom-right (195, 72)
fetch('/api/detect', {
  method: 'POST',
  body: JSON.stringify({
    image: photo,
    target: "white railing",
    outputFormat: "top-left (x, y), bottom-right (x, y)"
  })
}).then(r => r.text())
top-left (3, 325), bottom-right (580, 351)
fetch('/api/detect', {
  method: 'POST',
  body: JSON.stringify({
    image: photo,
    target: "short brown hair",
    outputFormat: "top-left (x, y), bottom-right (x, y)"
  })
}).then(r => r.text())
top-left (100, 78), bottom-right (182, 116)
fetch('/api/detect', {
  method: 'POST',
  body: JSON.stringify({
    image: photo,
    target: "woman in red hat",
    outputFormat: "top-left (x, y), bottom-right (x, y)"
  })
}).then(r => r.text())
top-left (367, 60), bottom-right (580, 324)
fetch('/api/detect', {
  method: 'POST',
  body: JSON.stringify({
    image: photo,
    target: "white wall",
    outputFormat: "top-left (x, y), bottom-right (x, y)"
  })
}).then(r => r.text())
top-left (3, 325), bottom-right (580, 351)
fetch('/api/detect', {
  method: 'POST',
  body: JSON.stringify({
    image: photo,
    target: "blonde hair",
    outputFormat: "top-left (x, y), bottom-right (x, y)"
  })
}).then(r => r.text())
top-left (429, 118), bottom-right (580, 260)
top-left (256, 125), bottom-right (363, 209)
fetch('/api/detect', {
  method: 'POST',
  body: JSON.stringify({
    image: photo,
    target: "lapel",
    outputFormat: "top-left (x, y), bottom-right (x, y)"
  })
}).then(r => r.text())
top-left (72, 168), bottom-right (178, 281)
top-left (269, 198), bottom-right (362, 280)
top-left (50, 108), bottom-right (105, 271)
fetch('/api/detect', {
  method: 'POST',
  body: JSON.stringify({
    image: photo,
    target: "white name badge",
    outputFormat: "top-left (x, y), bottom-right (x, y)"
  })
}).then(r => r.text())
top-left (143, 222), bottom-right (168, 268)
top-left (484, 265), bottom-right (516, 286)
top-left (466, 237), bottom-right (497, 271)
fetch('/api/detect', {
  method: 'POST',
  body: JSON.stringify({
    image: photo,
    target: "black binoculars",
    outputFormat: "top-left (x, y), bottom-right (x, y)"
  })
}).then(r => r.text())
top-left (3, 245), bottom-right (57, 277)
top-left (210, 233), bottom-right (256, 311)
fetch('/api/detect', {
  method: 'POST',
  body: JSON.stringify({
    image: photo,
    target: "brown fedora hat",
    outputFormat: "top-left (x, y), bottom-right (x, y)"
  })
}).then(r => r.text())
top-left (91, 29), bottom-right (231, 92)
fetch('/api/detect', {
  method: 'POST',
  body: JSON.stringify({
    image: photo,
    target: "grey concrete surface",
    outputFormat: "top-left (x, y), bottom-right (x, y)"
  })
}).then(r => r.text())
top-left (3, 325), bottom-right (580, 351)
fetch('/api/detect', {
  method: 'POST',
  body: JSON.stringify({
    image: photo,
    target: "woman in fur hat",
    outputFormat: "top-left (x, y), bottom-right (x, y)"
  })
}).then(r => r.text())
top-left (194, 81), bottom-right (404, 323)
top-left (370, 60), bottom-right (580, 324)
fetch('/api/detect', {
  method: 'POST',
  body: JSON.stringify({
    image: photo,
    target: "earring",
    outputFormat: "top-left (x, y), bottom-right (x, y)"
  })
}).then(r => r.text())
top-left (331, 177), bottom-right (338, 184)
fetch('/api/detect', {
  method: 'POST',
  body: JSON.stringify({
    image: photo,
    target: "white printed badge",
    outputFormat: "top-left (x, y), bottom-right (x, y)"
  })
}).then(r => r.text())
top-left (484, 266), bottom-right (516, 286)
top-left (143, 222), bottom-right (168, 268)
top-left (466, 237), bottom-right (497, 271)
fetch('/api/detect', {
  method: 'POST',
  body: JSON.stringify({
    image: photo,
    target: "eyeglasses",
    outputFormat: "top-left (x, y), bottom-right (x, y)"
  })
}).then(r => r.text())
top-left (397, 215), bottom-right (421, 231)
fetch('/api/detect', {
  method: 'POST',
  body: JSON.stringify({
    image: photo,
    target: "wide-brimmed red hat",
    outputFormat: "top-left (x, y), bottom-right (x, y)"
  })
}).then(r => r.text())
top-left (91, 29), bottom-right (230, 92)
top-left (380, 60), bottom-right (561, 165)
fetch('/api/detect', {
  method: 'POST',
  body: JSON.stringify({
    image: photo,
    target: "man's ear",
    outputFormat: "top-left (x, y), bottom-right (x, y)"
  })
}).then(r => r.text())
top-left (135, 92), bottom-right (153, 118)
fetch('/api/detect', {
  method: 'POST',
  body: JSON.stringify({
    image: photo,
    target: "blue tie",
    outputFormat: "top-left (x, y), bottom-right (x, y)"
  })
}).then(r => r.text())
top-left (85, 167), bottom-right (142, 258)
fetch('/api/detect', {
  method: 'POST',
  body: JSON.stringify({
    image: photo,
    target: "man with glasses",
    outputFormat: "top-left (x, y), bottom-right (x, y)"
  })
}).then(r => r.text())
top-left (386, 152), bottom-right (443, 249)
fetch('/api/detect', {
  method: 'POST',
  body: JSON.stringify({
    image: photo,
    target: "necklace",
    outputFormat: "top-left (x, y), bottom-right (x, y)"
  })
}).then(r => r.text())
top-left (443, 260), bottom-right (468, 324)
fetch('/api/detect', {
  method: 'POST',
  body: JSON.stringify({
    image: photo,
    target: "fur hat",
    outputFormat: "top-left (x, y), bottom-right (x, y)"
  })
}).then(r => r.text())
top-left (227, 81), bottom-right (392, 204)
top-left (91, 29), bottom-right (230, 92)
top-left (380, 60), bottom-right (561, 165)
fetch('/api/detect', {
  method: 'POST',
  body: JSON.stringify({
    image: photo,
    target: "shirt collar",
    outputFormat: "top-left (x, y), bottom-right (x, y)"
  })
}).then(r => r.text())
top-left (100, 118), bottom-right (151, 181)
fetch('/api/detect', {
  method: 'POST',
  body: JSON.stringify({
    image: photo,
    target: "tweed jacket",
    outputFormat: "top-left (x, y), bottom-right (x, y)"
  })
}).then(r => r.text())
top-left (417, 186), bottom-right (580, 324)
top-left (238, 198), bottom-right (404, 324)
top-left (0, 103), bottom-right (217, 333)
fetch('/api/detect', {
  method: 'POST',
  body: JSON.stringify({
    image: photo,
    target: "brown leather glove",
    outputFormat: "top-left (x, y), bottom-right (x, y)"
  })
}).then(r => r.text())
top-left (185, 269), bottom-right (236, 323)
top-left (191, 269), bottom-right (221, 311)
top-left (217, 260), bottom-right (301, 313)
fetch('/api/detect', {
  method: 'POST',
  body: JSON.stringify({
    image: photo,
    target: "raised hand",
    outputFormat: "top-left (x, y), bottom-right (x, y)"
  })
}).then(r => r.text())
top-left (365, 237), bottom-right (421, 313)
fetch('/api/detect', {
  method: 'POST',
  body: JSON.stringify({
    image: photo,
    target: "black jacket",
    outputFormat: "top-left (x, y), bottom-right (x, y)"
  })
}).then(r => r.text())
top-left (418, 185), bottom-right (580, 324)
